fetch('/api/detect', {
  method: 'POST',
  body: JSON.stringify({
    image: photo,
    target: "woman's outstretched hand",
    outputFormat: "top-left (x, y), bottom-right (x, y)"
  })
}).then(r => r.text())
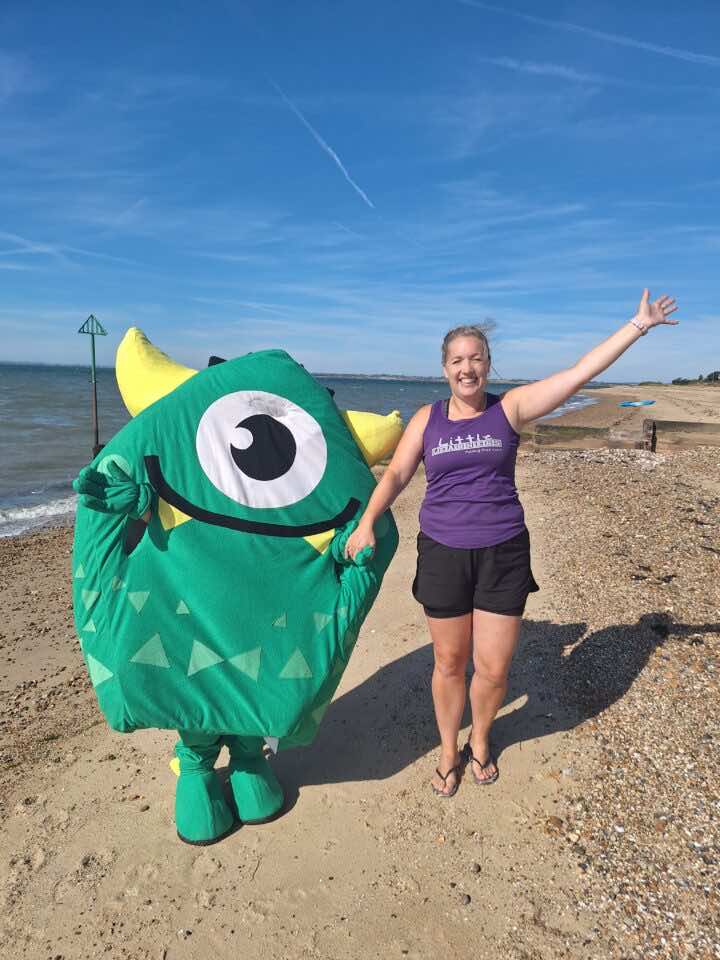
top-left (636, 289), bottom-right (679, 330)
top-left (344, 519), bottom-right (376, 562)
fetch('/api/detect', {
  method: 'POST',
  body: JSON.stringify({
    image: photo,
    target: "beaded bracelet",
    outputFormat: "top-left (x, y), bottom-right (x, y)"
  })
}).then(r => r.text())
top-left (629, 316), bottom-right (648, 336)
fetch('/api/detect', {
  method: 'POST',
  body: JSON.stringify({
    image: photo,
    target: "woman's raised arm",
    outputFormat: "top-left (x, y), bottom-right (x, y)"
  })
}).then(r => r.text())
top-left (502, 290), bottom-right (678, 432)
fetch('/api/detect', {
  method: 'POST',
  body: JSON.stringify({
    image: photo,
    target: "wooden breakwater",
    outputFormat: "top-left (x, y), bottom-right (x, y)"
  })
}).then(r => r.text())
top-left (523, 419), bottom-right (720, 451)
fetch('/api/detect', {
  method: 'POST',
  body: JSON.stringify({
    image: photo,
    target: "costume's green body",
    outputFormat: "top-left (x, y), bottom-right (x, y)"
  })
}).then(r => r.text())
top-left (72, 349), bottom-right (398, 842)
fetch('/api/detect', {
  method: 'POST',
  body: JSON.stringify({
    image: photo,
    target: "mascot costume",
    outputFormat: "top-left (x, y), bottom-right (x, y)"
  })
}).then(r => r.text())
top-left (72, 330), bottom-right (401, 845)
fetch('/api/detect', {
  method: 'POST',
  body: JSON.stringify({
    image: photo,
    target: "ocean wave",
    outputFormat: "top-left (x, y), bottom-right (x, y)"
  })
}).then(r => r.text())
top-left (0, 385), bottom-right (598, 538)
top-left (541, 395), bottom-right (598, 420)
top-left (0, 494), bottom-right (77, 538)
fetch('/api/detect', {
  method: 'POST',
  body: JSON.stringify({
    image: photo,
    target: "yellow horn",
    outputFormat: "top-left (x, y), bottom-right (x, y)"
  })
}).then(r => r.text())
top-left (116, 327), bottom-right (198, 417)
top-left (341, 410), bottom-right (403, 466)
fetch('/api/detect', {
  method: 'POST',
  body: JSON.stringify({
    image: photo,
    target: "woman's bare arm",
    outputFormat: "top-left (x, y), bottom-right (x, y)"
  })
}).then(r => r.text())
top-left (344, 404), bottom-right (431, 558)
top-left (502, 290), bottom-right (678, 431)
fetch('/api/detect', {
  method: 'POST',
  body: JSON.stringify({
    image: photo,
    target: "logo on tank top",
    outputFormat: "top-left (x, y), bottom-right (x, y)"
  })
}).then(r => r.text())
top-left (431, 433), bottom-right (503, 456)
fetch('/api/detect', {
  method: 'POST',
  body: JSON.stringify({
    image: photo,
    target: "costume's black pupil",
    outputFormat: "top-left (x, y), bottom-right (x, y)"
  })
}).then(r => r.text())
top-left (230, 414), bottom-right (296, 481)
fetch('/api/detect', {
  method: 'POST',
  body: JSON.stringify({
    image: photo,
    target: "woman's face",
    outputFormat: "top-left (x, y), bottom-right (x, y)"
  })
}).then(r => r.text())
top-left (442, 336), bottom-right (490, 402)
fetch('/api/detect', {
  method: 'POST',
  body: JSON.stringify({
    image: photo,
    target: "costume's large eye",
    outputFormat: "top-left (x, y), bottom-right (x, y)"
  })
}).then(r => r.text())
top-left (196, 391), bottom-right (327, 508)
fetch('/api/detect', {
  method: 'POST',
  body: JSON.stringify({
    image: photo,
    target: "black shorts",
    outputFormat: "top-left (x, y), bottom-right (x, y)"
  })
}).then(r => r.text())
top-left (412, 528), bottom-right (539, 618)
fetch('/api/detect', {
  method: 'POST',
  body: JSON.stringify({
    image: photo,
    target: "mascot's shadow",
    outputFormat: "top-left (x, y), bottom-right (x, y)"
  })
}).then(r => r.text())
top-left (264, 613), bottom-right (719, 802)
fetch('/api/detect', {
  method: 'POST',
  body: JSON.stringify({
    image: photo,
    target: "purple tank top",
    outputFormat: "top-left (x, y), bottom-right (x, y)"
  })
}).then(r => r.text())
top-left (419, 395), bottom-right (526, 548)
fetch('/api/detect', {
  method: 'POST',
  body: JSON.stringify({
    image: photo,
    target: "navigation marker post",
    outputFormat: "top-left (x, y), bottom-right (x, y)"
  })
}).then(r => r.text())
top-left (78, 314), bottom-right (108, 456)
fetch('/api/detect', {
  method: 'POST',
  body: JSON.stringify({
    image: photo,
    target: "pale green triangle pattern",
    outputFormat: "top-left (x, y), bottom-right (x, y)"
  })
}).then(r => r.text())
top-left (86, 654), bottom-right (113, 687)
top-left (111, 576), bottom-right (125, 592)
top-left (81, 589), bottom-right (100, 611)
top-left (131, 634), bottom-right (170, 669)
top-left (176, 600), bottom-right (190, 615)
top-left (74, 564), bottom-right (85, 579)
top-left (312, 701), bottom-right (330, 726)
top-left (337, 606), bottom-right (348, 620)
top-left (82, 619), bottom-right (96, 633)
top-left (228, 647), bottom-right (261, 681)
top-left (187, 640), bottom-right (224, 677)
top-left (127, 591), bottom-right (150, 613)
top-left (272, 613), bottom-right (287, 629)
top-left (313, 612), bottom-right (332, 633)
top-left (279, 648), bottom-right (312, 680)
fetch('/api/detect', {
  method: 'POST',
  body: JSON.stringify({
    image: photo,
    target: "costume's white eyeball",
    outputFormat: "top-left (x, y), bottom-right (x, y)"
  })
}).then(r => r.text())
top-left (196, 391), bottom-right (327, 508)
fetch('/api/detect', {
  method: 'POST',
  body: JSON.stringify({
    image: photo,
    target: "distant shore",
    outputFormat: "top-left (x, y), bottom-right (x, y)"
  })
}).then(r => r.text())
top-left (2, 359), bottom-right (693, 389)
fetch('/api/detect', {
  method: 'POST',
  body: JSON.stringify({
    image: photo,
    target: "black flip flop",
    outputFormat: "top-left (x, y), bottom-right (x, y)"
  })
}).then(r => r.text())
top-left (432, 762), bottom-right (462, 798)
top-left (463, 742), bottom-right (499, 786)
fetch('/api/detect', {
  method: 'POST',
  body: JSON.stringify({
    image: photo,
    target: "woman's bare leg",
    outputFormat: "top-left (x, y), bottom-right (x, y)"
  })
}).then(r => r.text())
top-left (468, 609), bottom-right (521, 781)
top-left (426, 612), bottom-right (473, 794)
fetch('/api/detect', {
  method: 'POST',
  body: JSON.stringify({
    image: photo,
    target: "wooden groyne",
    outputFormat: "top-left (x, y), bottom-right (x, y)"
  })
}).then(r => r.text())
top-left (523, 419), bottom-right (720, 451)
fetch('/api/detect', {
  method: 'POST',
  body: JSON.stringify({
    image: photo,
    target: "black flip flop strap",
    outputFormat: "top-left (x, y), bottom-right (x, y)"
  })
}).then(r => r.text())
top-left (471, 755), bottom-right (495, 771)
top-left (435, 764), bottom-right (461, 782)
top-left (465, 743), bottom-right (494, 770)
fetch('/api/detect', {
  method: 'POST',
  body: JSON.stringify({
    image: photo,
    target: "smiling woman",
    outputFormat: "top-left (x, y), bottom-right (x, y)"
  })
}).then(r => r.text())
top-left (345, 289), bottom-right (679, 798)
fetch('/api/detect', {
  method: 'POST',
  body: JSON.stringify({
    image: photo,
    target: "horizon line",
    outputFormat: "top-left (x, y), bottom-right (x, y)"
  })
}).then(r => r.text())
top-left (0, 360), bottom-right (653, 386)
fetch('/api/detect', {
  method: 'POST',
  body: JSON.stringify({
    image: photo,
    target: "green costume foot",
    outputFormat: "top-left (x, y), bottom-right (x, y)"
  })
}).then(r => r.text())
top-left (174, 734), bottom-right (235, 845)
top-left (226, 736), bottom-right (285, 824)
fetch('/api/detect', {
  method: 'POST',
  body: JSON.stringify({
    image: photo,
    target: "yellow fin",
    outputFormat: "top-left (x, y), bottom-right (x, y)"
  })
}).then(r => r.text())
top-left (169, 756), bottom-right (180, 777)
top-left (116, 327), bottom-right (197, 417)
top-left (341, 410), bottom-right (403, 466)
top-left (158, 497), bottom-right (192, 531)
top-left (304, 529), bottom-right (335, 554)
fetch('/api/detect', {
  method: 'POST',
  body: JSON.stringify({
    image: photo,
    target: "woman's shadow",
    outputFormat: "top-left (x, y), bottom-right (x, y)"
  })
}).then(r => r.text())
top-left (272, 613), bottom-right (719, 801)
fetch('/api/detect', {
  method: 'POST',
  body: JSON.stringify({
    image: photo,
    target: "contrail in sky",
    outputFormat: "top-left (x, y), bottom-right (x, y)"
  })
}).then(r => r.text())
top-left (270, 80), bottom-right (375, 209)
top-left (458, 0), bottom-right (720, 67)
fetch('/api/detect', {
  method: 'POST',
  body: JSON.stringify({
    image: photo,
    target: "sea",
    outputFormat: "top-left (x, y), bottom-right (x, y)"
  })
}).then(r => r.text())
top-left (0, 363), bottom-right (596, 538)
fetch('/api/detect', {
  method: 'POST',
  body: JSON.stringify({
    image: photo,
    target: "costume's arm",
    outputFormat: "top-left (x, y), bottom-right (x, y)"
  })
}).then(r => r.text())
top-left (502, 290), bottom-right (678, 431)
top-left (330, 521), bottom-right (382, 635)
top-left (73, 461), bottom-right (155, 519)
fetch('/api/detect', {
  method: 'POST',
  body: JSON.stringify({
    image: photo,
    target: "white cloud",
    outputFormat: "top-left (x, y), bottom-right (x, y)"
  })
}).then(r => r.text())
top-left (433, 88), bottom-right (597, 160)
top-left (0, 261), bottom-right (33, 271)
top-left (459, 1), bottom-right (720, 67)
top-left (478, 56), bottom-right (613, 85)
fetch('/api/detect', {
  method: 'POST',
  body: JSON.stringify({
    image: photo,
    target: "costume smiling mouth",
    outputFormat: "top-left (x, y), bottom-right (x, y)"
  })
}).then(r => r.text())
top-left (145, 456), bottom-right (359, 538)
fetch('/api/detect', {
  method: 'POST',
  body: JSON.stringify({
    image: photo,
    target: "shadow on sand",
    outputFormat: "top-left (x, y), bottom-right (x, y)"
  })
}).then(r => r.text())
top-left (270, 613), bottom-right (719, 808)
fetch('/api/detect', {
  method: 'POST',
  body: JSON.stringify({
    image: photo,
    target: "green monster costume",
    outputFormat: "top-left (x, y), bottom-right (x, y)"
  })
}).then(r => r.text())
top-left (72, 329), bottom-right (401, 845)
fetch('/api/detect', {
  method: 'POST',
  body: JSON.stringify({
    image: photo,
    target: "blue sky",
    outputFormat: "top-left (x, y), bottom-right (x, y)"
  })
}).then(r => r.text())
top-left (1, 1), bottom-right (719, 380)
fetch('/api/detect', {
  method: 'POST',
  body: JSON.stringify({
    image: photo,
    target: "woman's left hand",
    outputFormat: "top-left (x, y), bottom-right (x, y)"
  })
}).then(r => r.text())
top-left (636, 289), bottom-right (679, 330)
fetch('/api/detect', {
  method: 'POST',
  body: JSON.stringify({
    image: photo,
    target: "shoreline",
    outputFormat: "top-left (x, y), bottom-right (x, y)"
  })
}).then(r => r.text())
top-left (551, 381), bottom-right (720, 430)
top-left (3, 382), bottom-right (717, 541)
top-left (0, 390), bottom-right (594, 541)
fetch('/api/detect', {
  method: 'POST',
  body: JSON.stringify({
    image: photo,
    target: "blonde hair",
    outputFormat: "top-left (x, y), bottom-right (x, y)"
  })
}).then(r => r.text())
top-left (441, 325), bottom-right (491, 364)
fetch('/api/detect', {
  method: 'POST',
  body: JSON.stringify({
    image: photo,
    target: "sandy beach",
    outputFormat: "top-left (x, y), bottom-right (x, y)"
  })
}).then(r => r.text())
top-left (1, 386), bottom-right (718, 960)
top-left (561, 382), bottom-right (720, 431)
